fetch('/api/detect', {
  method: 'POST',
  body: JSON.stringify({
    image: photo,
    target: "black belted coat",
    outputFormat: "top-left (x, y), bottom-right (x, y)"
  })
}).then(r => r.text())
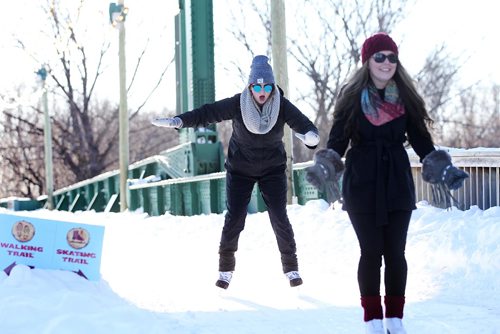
top-left (326, 101), bottom-right (434, 226)
top-left (177, 89), bottom-right (317, 176)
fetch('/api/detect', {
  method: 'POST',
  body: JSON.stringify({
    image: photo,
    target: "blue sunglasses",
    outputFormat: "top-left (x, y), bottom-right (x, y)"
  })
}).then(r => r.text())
top-left (251, 84), bottom-right (273, 93)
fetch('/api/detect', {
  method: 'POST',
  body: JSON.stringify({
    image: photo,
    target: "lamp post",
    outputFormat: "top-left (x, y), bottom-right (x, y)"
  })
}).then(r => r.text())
top-left (36, 66), bottom-right (54, 210)
top-left (109, 2), bottom-right (129, 211)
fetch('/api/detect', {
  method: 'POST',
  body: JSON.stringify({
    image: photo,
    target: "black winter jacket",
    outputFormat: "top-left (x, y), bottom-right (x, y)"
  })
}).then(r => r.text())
top-left (327, 102), bottom-right (434, 225)
top-left (177, 90), bottom-right (318, 176)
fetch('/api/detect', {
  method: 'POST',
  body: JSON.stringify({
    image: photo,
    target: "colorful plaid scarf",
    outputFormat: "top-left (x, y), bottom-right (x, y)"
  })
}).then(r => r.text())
top-left (360, 80), bottom-right (405, 126)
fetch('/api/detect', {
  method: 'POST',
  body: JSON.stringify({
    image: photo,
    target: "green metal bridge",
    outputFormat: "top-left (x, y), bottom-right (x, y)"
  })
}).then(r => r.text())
top-left (1, 1), bottom-right (498, 215)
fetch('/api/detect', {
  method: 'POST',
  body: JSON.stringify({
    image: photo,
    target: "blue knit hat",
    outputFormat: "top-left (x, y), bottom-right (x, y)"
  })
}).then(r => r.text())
top-left (248, 55), bottom-right (275, 85)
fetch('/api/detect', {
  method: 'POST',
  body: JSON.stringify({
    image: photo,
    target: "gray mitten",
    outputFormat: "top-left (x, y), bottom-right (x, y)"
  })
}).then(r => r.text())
top-left (442, 166), bottom-right (469, 190)
top-left (306, 149), bottom-right (344, 203)
top-left (422, 150), bottom-right (469, 209)
top-left (422, 150), bottom-right (468, 190)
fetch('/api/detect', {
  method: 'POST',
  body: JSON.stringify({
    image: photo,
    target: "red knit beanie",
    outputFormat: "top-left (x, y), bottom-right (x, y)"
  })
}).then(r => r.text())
top-left (361, 33), bottom-right (398, 64)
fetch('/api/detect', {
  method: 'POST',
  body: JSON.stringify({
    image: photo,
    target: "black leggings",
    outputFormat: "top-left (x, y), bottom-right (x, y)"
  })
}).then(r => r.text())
top-left (348, 210), bottom-right (411, 297)
top-left (218, 170), bottom-right (298, 273)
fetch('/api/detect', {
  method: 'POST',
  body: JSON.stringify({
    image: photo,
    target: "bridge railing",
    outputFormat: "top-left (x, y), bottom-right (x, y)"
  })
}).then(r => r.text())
top-left (408, 148), bottom-right (500, 210)
top-left (2, 149), bottom-right (499, 216)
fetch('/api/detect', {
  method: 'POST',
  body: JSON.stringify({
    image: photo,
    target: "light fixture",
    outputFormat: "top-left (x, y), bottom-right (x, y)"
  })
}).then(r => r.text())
top-left (36, 67), bottom-right (48, 81)
top-left (109, 3), bottom-right (129, 26)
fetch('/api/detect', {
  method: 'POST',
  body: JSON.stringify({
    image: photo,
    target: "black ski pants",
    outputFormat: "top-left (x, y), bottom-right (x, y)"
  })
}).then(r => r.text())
top-left (348, 210), bottom-right (411, 297)
top-left (218, 169), bottom-right (298, 273)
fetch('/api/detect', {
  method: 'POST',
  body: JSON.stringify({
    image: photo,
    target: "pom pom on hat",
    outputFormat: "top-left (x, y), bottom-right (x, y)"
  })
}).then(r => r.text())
top-left (361, 33), bottom-right (398, 64)
top-left (248, 55), bottom-right (275, 85)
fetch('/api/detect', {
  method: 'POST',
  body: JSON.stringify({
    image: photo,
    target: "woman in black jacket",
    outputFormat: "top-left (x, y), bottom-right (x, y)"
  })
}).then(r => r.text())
top-left (307, 33), bottom-right (467, 334)
top-left (153, 55), bottom-right (319, 290)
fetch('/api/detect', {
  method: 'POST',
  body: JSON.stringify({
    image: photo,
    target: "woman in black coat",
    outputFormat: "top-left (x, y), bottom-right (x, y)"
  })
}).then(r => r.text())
top-left (153, 55), bottom-right (319, 290)
top-left (307, 33), bottom-right (466, 334)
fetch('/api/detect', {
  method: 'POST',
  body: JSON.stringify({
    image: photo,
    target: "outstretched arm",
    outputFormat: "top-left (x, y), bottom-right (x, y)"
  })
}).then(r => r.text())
top-left (151, 117), bottom-right (183, 128)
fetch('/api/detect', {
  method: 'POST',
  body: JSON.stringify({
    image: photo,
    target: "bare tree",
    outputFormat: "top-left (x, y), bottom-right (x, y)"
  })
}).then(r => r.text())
top-left (223, 0), bottom-right (421, 162)
top-left (0, 93), bottom-right (177, 198)
top-left (415, 46), bottom-right (461, 119)
top-left (223, 2), bottom-right (273, 83)
top-left (444, 84), bottom-right (500, 148)
top-left (0, 92), bottom-right (46, 198)
top-left (0, 0), bottom-right (175, 198)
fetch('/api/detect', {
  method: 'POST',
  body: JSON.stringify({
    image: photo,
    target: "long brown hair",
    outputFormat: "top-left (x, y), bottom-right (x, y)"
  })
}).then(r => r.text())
top-left (332, 61), bottom-right (434, 144)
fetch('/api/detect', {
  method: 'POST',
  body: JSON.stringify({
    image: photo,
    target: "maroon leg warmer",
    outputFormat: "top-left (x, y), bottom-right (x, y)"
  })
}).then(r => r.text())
top-left (384, 295), bottom-right (405, 318)
top-left (361, 295), bottom-right (383, 321)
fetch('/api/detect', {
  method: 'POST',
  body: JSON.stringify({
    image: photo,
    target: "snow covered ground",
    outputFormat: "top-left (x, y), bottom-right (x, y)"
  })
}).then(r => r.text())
top-left (1, 200), bottom-right (499, 333)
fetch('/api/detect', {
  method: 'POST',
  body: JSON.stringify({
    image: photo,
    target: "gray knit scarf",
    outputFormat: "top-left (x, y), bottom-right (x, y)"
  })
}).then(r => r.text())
top-left (240, 86), bottom-right (281, 134)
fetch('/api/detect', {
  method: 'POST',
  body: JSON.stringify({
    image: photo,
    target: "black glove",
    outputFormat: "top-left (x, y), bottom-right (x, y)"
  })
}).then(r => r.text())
top-left (306, 149), bottom-right (344, 203)
top-left (422, 150), bottom-right (468, 190)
